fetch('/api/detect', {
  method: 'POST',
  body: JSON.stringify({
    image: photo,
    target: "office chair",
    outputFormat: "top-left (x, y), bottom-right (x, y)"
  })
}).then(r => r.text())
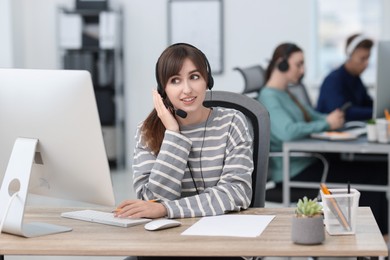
top-left (266, 152), bottom-right (329, 204)
top-left (288, 82), bottom-right (313, 108)
top-left (233, 65), bottom-right (266, 99)
top-left (288, 81), bottom-right (329, 185)
top-left (204, 90), bottom-right (270, 207)
top-left (233, 65), bottom-right (329, 204)
top-left (266, 82), bottom-right (330, 204)
top-left (261, 80), bottom-right (329, 203)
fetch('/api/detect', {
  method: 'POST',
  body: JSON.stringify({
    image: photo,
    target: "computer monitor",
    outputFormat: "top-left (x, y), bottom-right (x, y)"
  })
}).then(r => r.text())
top-left (373, 40), bottom-right (390, 119)
top-left (0, 69), bottom-right (115, 237)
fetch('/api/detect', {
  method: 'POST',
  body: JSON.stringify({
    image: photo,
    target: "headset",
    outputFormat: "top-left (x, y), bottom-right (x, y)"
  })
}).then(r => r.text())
top-left (277, 43), bottom-right (297, 72)
top-left (346, 34), bottom-right (370, 57)
top-left (155, 43), bottom-right (214, 100)
top-left (154, 43), bottom-right (213, 193)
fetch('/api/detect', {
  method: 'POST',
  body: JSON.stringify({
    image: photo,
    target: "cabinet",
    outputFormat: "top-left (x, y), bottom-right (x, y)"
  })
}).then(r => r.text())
top-left (58, 6), bottom-right (125, 168)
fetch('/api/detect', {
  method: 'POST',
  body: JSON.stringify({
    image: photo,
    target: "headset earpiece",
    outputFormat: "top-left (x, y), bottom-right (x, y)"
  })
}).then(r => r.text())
top-left (203, 53), bottom-right (214, 90)
top-left (277, 59), bottom-right (289, 72)
top-left (277, 43), bottom-right (296, 72)
top-left (206, 66), bottom-right (214, 90)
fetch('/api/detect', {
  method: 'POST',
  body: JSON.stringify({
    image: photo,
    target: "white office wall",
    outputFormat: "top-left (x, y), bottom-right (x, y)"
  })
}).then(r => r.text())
top-left (0, 0), bottom-right (13, 67)
top-left (383, 0), bottom-right (390, 40)
top-left (118, 0), bottom-right (315, 169)
top-left (11, 0), bottom-right (73, 69)
top-left (8, 0), bottom-right (390, 169)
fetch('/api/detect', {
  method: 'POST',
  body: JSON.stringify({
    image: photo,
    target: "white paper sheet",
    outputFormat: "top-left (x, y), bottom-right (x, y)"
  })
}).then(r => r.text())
top-left (181, 215), bottom-right (275, 237)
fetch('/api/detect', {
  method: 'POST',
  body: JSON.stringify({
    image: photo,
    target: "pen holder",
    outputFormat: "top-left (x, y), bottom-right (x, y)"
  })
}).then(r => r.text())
top-left (320, 188), bottom-right (360, 235)
top-left (376, 119), bottom-right (390, 143)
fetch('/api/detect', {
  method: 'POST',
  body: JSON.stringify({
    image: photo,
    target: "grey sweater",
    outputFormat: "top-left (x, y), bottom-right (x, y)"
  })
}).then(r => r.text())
top-left (132, 107), bottom-right (254, 218)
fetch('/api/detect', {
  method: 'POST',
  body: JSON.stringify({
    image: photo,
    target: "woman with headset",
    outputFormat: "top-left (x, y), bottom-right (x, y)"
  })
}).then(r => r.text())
top-left (115, 43), bottom-right (253, 230)
top-left (259, 43), bottom-right (388, 236)
top-left (258, 43), bottom-right (344, 187)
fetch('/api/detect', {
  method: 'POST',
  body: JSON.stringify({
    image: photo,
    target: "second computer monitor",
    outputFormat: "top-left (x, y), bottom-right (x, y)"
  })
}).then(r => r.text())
top-left (373, 40), bottom-right (390, 119)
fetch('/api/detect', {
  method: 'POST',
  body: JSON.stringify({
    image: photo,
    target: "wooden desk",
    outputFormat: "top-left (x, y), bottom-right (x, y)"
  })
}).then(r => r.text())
top-left (0, 207), bottom-right (387, 258)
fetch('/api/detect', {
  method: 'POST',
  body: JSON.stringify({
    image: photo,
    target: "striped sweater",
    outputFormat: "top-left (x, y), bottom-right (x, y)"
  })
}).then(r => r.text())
top-left (132, 107), bottom-right (254, 218)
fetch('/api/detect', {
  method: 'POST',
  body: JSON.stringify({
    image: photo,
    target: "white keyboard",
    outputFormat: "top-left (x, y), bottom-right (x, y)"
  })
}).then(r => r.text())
top-left (61, 210), bottom-right (152, 228)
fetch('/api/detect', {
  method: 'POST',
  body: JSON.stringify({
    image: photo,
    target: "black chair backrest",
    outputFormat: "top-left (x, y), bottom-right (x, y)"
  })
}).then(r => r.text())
top-left (204, 90), bottom-right (270, 207)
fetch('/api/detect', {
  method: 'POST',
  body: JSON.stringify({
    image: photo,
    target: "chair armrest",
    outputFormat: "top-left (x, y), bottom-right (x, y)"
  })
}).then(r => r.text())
top-left (269, 152), bottom-right (329, 183)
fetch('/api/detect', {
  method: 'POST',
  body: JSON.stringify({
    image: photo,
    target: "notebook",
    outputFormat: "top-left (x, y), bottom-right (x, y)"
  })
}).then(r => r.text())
top-left (61, 209), bottom-right (152, 227)
top-left (311, 127), bottom-right (367, 141)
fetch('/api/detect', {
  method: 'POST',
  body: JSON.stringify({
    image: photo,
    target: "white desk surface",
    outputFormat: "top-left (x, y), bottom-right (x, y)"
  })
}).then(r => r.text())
top-left (283, 136), bottom-right (390, 153)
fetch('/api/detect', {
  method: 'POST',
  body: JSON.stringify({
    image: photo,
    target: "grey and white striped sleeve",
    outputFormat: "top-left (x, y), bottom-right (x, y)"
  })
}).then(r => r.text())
top-left (132, 127), bottom-right (192, 201)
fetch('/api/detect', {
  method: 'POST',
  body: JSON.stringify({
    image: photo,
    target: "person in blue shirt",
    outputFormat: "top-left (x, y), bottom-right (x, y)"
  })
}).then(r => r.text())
top-left (316, 34), bottom-right (374, 121)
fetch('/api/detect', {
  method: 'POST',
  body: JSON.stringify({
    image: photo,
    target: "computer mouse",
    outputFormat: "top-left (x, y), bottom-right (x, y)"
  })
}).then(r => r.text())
top-left (144, 219), bottom-right (181, 231)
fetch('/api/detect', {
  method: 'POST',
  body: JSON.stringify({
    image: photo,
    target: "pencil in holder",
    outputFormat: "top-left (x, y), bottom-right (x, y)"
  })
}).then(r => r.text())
top-left (320, 188), bottom-right (360, 235)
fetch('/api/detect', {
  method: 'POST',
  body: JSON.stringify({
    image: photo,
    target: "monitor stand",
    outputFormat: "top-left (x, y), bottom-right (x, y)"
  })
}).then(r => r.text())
top-left (0, 138), bottom-right (72, 237)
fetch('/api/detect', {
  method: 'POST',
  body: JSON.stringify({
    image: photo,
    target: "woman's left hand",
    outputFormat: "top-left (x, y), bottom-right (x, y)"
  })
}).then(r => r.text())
top-left (114, 199), bottom-right (167, 219)
top-left (326, 109), bottom-right (345, 130)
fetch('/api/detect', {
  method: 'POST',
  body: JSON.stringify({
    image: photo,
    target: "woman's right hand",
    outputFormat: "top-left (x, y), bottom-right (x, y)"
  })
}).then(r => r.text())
top-left (326, 109), bottom-right (345, 130)
top-left (152, 90), bottom-right (180, 132)
top-left (114, 199), bottom-right (167, 219)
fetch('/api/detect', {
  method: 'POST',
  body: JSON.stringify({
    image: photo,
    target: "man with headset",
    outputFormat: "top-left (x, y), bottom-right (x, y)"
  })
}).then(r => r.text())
top-left (316, 34), bottom-right (374, 121)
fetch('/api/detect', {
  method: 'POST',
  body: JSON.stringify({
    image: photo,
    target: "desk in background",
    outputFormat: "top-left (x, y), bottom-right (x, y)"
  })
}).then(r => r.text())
top-left (283, 136), bottom-right (390, 230)
top-left (0, 207), bottom-right (387, 258)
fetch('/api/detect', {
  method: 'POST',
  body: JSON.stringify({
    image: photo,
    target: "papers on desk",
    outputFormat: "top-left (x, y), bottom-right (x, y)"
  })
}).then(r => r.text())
top-left (310, 131), bottom-right (357, 141)
top-left (181, 215), bottom-right (275, 237)
top-left (311, 126), bottom-right (367, 141)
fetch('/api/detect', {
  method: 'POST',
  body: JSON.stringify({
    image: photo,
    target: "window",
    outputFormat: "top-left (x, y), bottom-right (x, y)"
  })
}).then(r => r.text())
top-left (317, 0), bottom-right (383, 84)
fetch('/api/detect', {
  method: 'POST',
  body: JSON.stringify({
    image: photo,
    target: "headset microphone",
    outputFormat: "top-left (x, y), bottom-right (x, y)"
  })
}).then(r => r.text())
top-left (175, 109), bottom-right (187, 119)
top-left (162, 97), bottom-right (187, 118)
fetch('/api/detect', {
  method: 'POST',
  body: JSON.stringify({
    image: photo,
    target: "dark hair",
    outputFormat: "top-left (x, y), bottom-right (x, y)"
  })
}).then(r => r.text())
top-left (266, 43), bottom-right (311, 122)
top-left (265, 43), bottom-right (302, 81)
top-left (346, 34), bottom-right (373, 53)
top-left (142, 43), bottom-right (210, 155)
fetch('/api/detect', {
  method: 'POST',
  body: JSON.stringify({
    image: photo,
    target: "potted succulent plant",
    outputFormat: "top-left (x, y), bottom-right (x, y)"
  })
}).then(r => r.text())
top-left (291, 196), bottom-right (325, 245)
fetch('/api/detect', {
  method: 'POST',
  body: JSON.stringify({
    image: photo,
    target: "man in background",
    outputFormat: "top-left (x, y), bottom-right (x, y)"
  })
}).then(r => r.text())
top-left (316, 34), bottom-right (374, 121)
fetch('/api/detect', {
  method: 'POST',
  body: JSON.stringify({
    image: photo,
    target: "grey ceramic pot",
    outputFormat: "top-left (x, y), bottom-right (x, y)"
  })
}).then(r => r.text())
top-left (291, 215), bottom-right (325, 245)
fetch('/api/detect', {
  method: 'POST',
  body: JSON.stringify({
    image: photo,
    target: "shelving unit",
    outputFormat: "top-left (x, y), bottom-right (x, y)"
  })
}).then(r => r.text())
top-left (57, 6), bottom-right (125, 168)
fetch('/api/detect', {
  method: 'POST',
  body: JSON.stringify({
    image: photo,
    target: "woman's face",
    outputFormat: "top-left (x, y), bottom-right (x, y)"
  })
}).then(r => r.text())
top-left (165, 58), bottom-right (207, 115)
top-left (286, 51), bottom-right (305, 84)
